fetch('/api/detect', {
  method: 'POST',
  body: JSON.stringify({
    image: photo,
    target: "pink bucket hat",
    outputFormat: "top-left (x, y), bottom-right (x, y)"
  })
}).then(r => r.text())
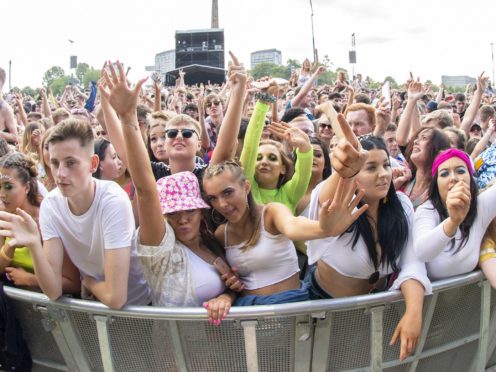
top-left (156, 171), bottom-right (210, 214)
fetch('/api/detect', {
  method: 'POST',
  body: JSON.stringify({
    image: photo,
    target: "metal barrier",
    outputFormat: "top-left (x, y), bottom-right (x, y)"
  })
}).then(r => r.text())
top-left (5, 271), bottom-right (496, 372)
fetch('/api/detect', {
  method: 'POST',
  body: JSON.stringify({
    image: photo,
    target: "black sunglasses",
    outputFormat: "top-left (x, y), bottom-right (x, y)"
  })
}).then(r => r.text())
top-left (165, 128), bottom-right (198, 139)
top-left (206, 100), bottom-right (221, 108)
top-left (319, 123), bottom-right (332, 129)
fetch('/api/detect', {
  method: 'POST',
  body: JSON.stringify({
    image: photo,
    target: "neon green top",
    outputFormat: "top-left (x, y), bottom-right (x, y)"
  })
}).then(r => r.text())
top-left (240, 101), bottom-right (313, 214)
top-left (6, 239), bottom-right (34, 273)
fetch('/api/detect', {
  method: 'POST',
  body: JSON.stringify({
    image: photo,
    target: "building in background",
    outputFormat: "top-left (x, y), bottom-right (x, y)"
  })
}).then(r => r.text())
top-left (250, 49), bottom-right (282, 68)
top-left (145, 50), bottom-right (175, 81)
top-left (441, 75), bottom-right (476, 87)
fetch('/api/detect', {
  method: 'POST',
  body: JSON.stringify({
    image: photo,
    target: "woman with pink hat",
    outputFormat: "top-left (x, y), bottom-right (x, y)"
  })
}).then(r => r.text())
top-left (413, 148), bottom-right (496, 285)
top-left (100, 62), bottom-right (241, 325)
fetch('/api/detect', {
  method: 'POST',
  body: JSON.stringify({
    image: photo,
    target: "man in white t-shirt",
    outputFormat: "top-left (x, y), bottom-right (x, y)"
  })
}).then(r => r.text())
top-left (0, 119), bottom-right (151, 308)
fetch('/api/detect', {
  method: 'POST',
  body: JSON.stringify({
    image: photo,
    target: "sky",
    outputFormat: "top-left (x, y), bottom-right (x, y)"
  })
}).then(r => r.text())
top-left (3, 0), bottom-right (496, 89)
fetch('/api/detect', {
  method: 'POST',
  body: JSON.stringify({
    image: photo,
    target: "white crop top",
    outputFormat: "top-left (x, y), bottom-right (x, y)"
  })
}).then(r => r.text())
top-left (186, 250), bottom-right (225, 304)
top-left (224, 210), bottom-right (300, 290)
top-left (307, 181), bottom-right (431, 294)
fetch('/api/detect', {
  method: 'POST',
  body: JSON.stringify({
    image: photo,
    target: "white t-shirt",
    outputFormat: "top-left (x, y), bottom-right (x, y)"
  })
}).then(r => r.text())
top-left (40, 178), bottom-right (151, 306)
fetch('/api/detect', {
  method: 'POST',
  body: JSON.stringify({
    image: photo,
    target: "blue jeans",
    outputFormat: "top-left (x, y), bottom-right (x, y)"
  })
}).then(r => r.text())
top-left (234, 281), bottom-right (310, 306)
top-left (303, 267), bottom-right (333, 300)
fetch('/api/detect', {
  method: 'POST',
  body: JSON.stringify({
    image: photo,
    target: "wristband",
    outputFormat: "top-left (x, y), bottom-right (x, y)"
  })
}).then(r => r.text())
top-left (255, 92), bottom-right (276, 104)
top-left (344, 169), bottom-right (360, 179)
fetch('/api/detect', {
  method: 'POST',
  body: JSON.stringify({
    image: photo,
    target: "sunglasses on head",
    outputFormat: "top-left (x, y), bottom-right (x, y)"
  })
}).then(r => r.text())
top-left (165, 128), bottom-right (198, 139)
top-left (320, 123), bottom-right (332, 129)
top-left (206, 100), bottom-right (221, 108)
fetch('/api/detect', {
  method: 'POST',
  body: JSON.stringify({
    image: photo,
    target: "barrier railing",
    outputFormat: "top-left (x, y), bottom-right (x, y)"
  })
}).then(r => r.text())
top-left (5, 270), bottom-right (496, 372)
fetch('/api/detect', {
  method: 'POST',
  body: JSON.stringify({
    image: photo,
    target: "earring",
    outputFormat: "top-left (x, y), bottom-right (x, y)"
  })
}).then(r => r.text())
top-left (211, 209), bottom-right (227, 225)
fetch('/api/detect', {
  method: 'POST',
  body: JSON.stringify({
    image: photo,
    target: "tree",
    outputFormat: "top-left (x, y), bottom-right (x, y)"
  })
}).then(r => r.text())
top-left (321, 54), bottom-right (334, 69)
top-left (42, 66), bottom-right (66, 87)
top-left (83, 67), bottom-right (101, 89)
top-left (50, 75), bottom-right (71, 96)
top-left (76, 63), bottom-right (90, 84)
top-left (383, 76), bottom-right (399, 89)
top-left (286, 59), bottom-right (301, 70)
top-left (250, 63), bottom-right (289, 80)
top-left (21, 86), bottom-right (37, 98)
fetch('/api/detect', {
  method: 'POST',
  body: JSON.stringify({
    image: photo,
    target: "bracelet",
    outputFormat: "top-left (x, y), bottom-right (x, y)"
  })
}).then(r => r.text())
top-left (0, 244), bottom-right (12, 262)
top-left (344, 169), bottom-right (360, 179)
top-left (255, 92), bottom-right (276, 104)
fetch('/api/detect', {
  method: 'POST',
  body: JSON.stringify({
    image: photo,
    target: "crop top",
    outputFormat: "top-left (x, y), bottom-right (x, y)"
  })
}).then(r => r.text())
top-left (224, 209), bottom-right (300, 290)
top-left (138, 220), bottom-right (225, 306)
top-left (307, 181), bottom-right (431, 294)
top-left (413, 181), bottom-right (496, 280)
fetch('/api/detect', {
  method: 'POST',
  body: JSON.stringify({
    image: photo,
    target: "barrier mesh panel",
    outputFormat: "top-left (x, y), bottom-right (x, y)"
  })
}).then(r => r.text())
top-left (107, 317), bottom-right (178, 372)
top-left (68, 311), bottom-right (104, 371)
top-left (382, 296), bottom-right (433, 362)
top-left (178, 319), bottom-right (247, 371)
top-left (326, 309), bottom-right (370, 371)
top-left (383, 364), bottom-right (410, 372)
top-left (423, 283), bottom-right (481, 351)
top-left (256, 317), bottom-right (295, 372)
top-left (486, 288), bottom-right (496, 368)
top-left (416, 340), bottom-right (478, 372)
top-left (12, 301), bottom-right (65, 365)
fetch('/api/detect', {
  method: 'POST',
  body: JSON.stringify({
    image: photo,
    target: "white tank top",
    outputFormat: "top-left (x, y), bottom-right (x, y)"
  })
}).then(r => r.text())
top-left (186, 250), bottom-right (225, 303)
top-left (224, 212), bottom-right (299, 290)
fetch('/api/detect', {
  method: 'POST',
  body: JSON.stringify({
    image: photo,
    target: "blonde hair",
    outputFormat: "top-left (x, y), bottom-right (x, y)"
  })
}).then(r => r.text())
top-left (166, 114), bottom-right (202, 136)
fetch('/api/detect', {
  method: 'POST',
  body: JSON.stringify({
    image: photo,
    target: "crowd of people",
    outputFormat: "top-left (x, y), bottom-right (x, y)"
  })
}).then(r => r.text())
top-left (1, 53), bottom-right (496, 364)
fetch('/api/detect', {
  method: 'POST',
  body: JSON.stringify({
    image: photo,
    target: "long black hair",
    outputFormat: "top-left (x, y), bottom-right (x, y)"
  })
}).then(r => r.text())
top-left (347, 136), bottom-right (408, 272)
top-left (293, 136), bottom-right (332, 180)
top-left (428, 164), bottom-right (478, 252)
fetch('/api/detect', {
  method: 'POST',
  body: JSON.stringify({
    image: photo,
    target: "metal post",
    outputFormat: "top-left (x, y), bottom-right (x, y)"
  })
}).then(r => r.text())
top-left (8, 60), bottom-right (11, 92)
top-left (309, 0), bottom-right (318, 64)
top-left (370, 306), bottom-right (385, 372)
top-left (241, 320), bottom-right (259, 372)
top-left (476, 281), bottom-right (491, 372)
top-left (94, 315), bottom-right (115, 372)
top-left (491, 43), bottom-right (494, 90)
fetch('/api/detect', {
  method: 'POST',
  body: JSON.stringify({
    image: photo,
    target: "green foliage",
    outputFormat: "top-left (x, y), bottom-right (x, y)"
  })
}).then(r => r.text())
top-left (42, 66), bottom-right (66, 87)
top-left (250, 63), bottom-right (289, 80)
top-left (76, 63), bottom-right (90, 84)
top-left (82, 68), bottom-right (101, 89)
top-left (50, 76), bottom-right (71, 96)
top-left (321, 55), bottom-right (333, 69)
top-left (286, 59), bottom-right (301, 70)
top-left (317, 71), bottom-right (336, 86)
top-left (21, 86), bottom-right (37, 98)
top-left (383, 76), bottom-right (399, 89)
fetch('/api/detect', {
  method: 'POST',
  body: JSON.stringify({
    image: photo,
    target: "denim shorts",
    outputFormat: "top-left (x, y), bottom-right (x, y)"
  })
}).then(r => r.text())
top-left (303, 267), bottom-right (334, 300)
top-left (234, 281), bottom-right (310, 306)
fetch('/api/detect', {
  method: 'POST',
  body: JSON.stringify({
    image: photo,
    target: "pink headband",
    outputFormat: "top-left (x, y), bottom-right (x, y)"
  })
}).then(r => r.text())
top-left (431, 148), bottom-right (474, 177)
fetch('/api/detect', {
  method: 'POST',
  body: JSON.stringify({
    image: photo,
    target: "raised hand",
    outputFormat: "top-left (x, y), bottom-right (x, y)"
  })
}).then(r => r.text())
top-left (330, 113), bottom-right (368, 178)
top-left (319, 177), bottom-right (368, 236)
top-left (477, 72), bottom-right (489, 94)
top-left (0, 209), bottom-right (40, 249)
top-left (227, 51), bottom-right (247, 90)
top-left (446, 181), bottom-right (471, 225)
top-left (407, 81), bottom-right (424, 102)
top-left (267, 121), bottom-right (311, 152)
top-left (99, 60), bottom-right (147, 118)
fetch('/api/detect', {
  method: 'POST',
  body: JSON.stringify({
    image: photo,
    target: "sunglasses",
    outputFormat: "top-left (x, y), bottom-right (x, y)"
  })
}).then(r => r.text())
top-left (165, 128), bottom-right (198, 139)
top-left (319, 123), bottom-right (332, 130)
top-left (206, 100), bottom-right (221, 108)
top-left (96, 131), bottom-right (106, 136)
